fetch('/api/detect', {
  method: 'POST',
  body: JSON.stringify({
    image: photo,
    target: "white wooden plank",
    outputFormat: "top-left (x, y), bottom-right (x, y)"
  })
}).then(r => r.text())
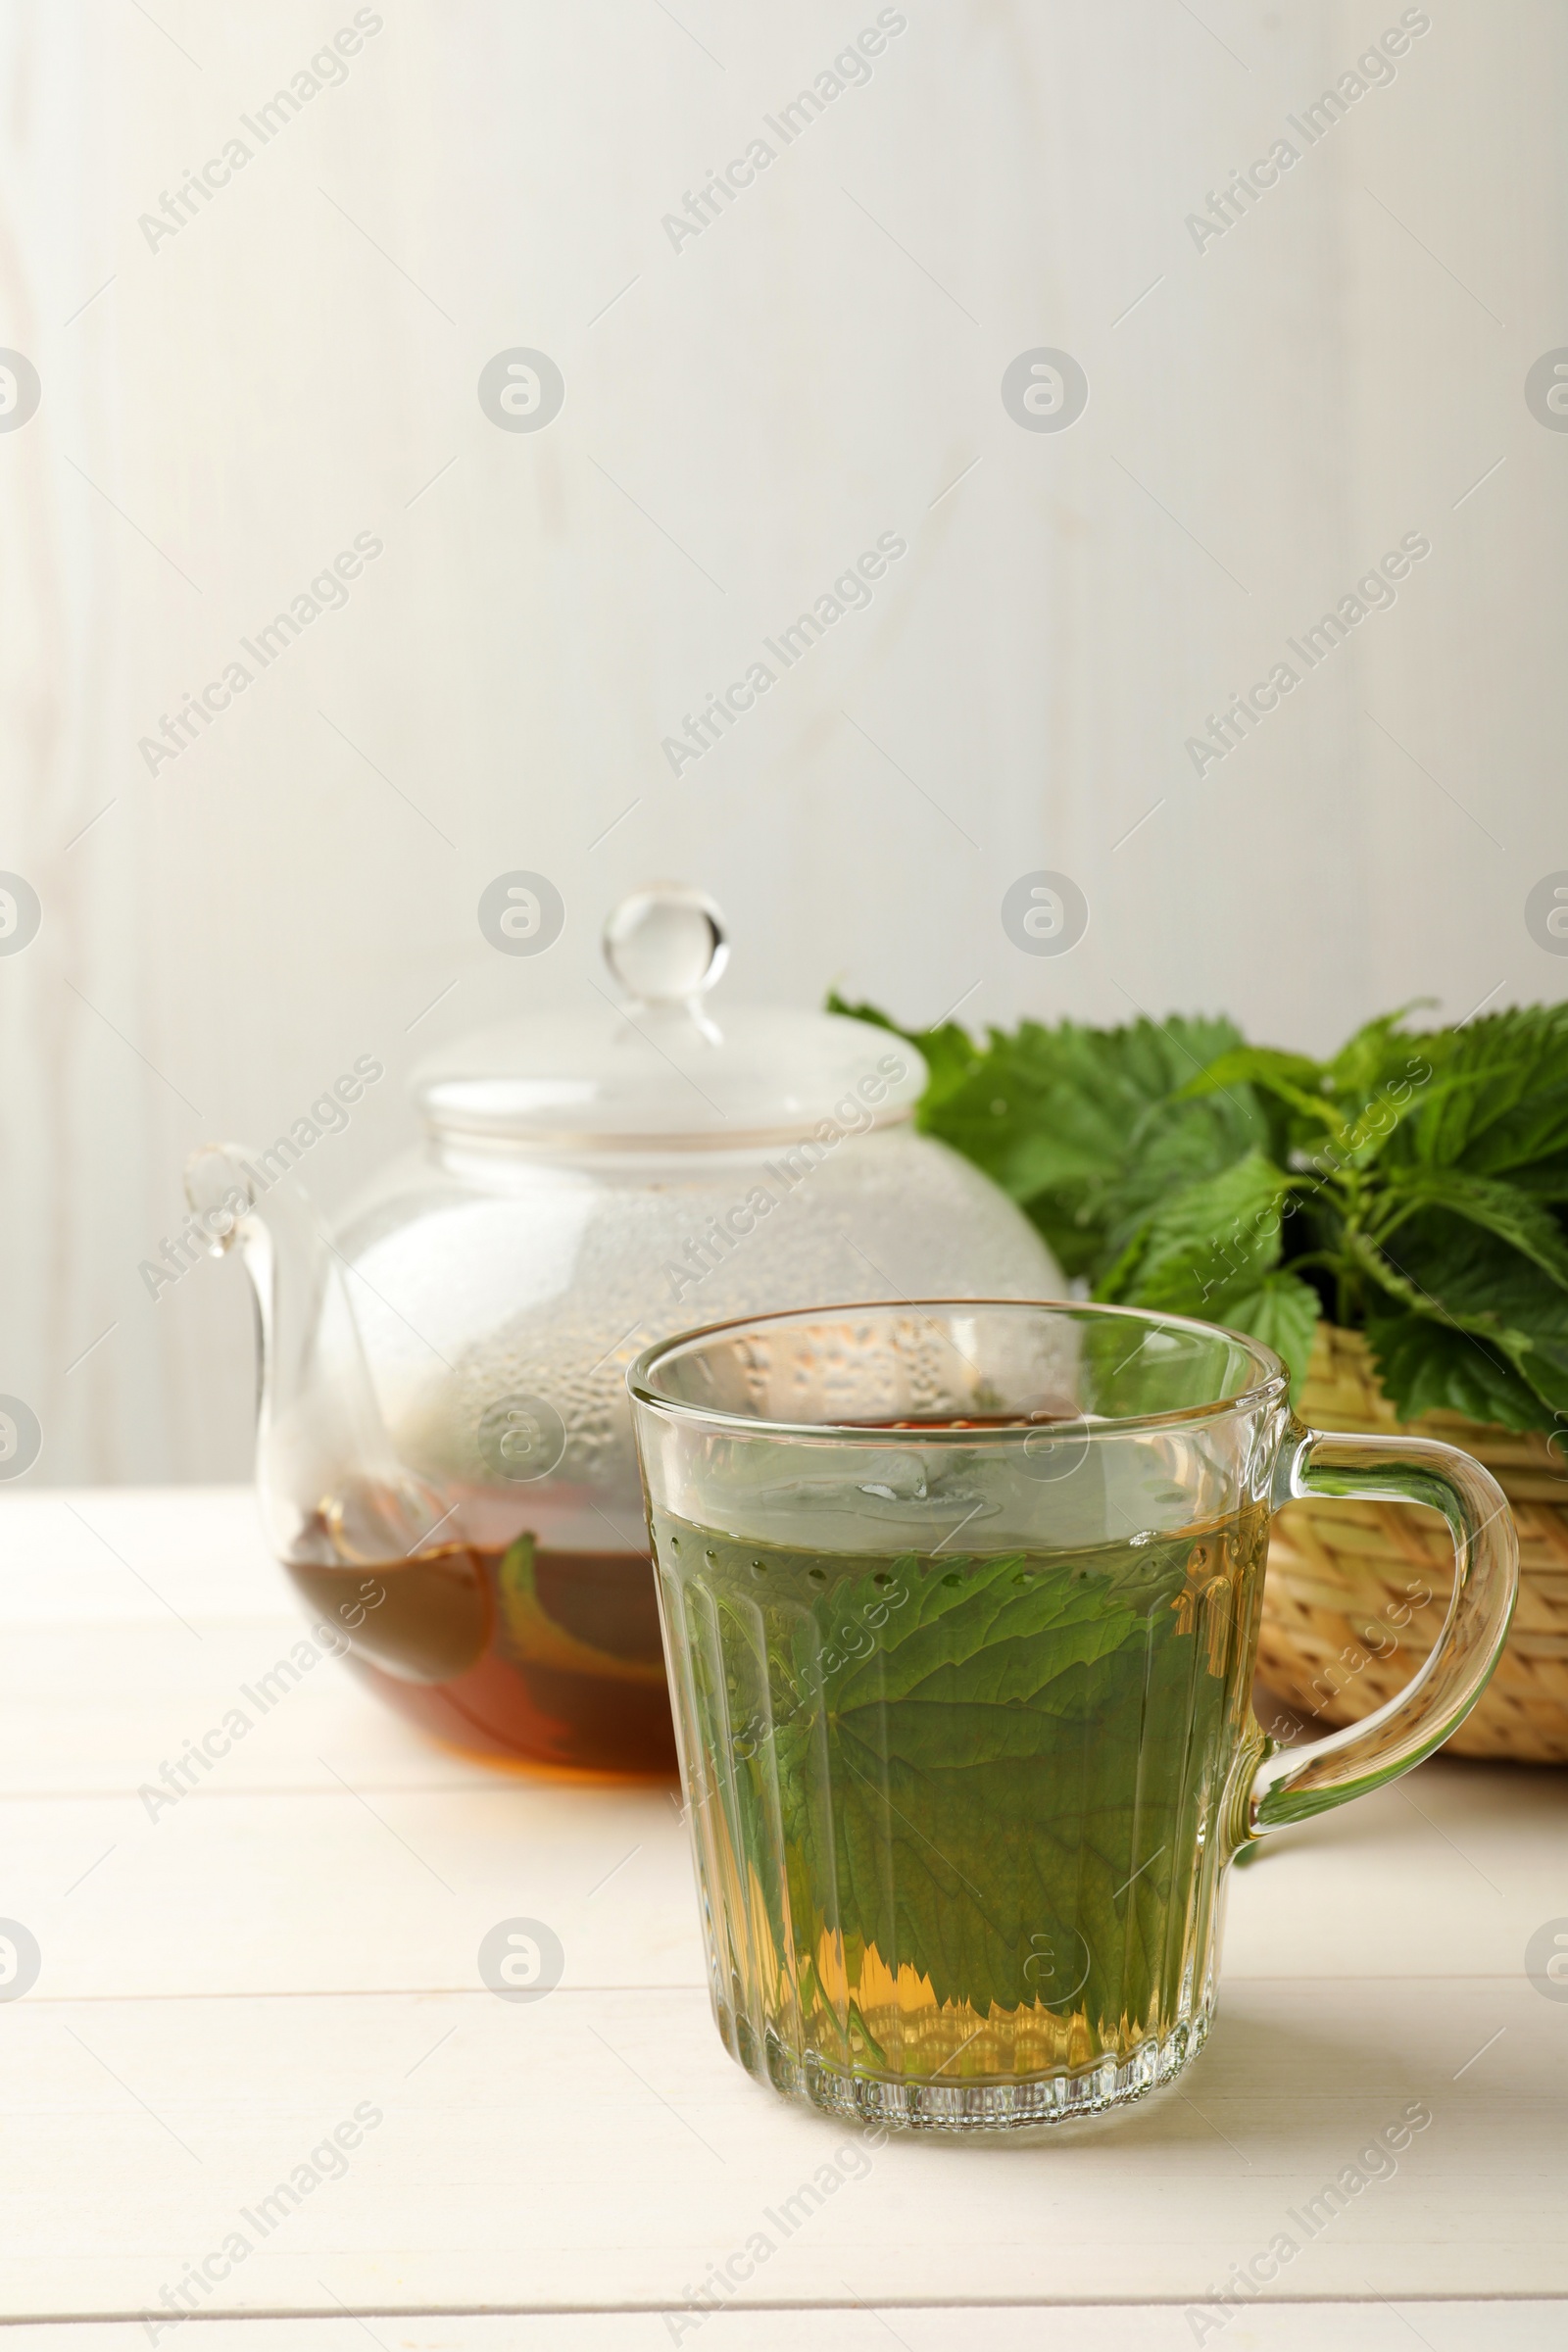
top-left (0, 1615), bottom-right (563, 1795)
top-left (0, 1620), bottom-right (495, 1795)
top-left (1218, 1755), bottom-right (1568, 1983)
top-left (0, 1493), bottom-right (283, 1625)
top-left (0, 2305), bottom-right (1563, 2351)
top-left (0, 1978), bottom-right (1559, 2318)
top-left (0, 1780), bottom-right (702, 2000)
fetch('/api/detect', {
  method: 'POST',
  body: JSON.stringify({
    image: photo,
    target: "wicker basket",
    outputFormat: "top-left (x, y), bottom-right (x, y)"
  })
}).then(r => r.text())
top-left (1257, 1323), bottom-right (1568, 1763)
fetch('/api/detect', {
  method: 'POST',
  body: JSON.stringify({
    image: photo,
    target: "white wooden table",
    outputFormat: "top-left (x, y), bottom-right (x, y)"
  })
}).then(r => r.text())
top-left (0, 1489), bottom-right (1563, 2351)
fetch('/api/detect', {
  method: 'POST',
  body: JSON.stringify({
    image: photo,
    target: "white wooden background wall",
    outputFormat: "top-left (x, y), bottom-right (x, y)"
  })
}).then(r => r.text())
top-left (0, 0), bottom-right (1562, 1485)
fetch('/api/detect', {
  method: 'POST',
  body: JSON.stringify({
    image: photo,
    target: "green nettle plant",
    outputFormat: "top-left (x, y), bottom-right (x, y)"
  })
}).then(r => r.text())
top-left (831, 996), bottom-right (1568, 1433)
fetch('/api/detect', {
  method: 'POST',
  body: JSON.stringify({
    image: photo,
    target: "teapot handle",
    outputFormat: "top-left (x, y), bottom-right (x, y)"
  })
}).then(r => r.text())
top-left (184, 1143), bottom-right (448, 1565)
top-left (1230, 1426), bottom-right (1519, 1842)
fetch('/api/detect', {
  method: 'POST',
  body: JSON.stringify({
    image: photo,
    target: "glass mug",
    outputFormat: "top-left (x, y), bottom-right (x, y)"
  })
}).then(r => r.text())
top-left (628, 1301), bottom-right (1518, 2132)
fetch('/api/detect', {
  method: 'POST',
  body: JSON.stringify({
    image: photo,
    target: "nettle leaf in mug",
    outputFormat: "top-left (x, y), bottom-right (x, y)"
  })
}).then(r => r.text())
top-left (777, 1543), bottom-right (1224, 2029)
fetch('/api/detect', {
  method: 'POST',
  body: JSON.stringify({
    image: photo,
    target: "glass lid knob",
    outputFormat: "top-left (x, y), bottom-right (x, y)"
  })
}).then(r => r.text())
top-left (603, 883), bottom-right (729, 1005)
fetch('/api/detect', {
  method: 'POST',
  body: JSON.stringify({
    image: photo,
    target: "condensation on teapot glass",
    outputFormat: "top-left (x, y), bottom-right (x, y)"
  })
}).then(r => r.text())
top-left (603, 884), bottom-right (728, 1019)
top-left (186, 873), bottom-right (1066, 1776)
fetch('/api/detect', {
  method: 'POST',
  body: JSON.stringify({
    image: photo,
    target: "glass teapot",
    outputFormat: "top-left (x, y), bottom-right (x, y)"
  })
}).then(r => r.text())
top-left (187, 884), bottom-right (1062, 1775)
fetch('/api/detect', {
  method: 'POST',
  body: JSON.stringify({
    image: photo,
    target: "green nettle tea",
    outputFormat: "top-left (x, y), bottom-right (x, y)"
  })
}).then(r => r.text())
top-left (633, 1301), bottom-right (1517, 2131)
top-left (653, 1500), bottom-right (1270, 2125)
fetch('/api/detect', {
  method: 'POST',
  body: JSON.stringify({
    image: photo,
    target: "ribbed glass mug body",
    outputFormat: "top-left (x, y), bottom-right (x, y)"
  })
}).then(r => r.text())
top-left (632, 1303), bottom-right (1283, 2132)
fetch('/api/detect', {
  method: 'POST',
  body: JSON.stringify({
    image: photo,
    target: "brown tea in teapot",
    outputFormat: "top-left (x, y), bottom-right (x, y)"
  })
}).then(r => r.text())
top-left (285, 1537), bottom-right (677, 1775)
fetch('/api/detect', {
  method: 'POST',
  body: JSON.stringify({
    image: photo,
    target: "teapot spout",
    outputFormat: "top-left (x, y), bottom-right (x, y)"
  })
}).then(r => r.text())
top-left (185, 1145), bottom-right (447, 1565)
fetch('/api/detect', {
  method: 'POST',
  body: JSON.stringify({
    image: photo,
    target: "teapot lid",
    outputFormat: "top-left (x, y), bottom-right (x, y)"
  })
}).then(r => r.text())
top-left (412, 883), bottom-right (927, 1148)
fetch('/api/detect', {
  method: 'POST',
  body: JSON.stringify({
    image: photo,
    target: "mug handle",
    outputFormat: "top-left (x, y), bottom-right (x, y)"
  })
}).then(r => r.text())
top-left (1232, 1427), bottom-right (1520, 1841)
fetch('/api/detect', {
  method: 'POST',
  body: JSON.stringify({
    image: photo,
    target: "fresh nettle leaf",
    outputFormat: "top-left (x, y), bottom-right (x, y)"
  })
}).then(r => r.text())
top-left (1096, 1149), bottom-right (1294, 1313)
top-left (840, 1010), bottom-right (1261, 1277)
top-left (1186, 1032), bottom-right (1443, 1173)
top-left (1507, 1165), bottom-right (1568, 1204)
top-left (1392, 1004), bottom-right (1568, 1175)
top-left (1328, 1003), bottom-right (1439, 1102)
top-left (1178, 1047), bottom-right (1340, 1135)
top-left (1356, 1215), bottom-right (1568, 1415)
top-left (1365, 1311), bottom-right (1547, 1432)
top-left (1212, 1272), bottom-right (1322, 1393)
top-left (1374, 1170), bottom-right (1568, 1293)
top-left (1096, 1083), bottom-right (1268, 1265)
top-left (1089, 1150), bottom-right (1320, 1388)
top-left (835, 989), bottom-right (1568, 1434)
